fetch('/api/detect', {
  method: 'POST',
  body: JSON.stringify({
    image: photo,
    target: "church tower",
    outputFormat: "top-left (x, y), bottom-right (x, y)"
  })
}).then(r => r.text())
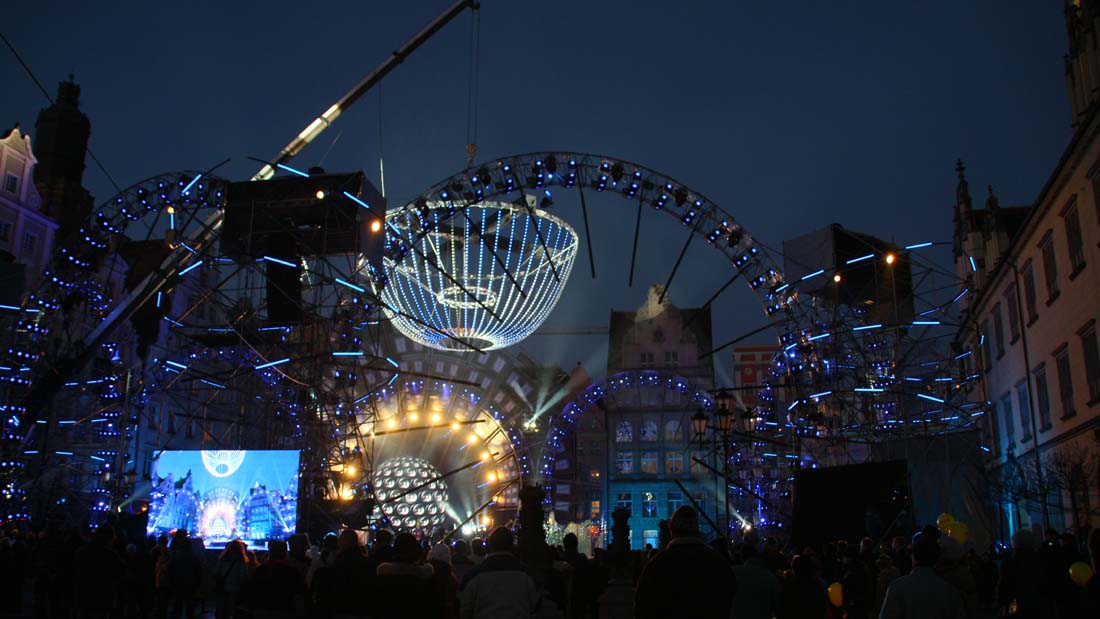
top-left (33, 77), bottom-right (93, 240)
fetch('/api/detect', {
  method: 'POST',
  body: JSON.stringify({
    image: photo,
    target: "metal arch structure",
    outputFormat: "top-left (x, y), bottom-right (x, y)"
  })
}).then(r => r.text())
top-left (349, 326), bottom-right (566, 532)
top-left (383, 153), bottom-right (798, 321)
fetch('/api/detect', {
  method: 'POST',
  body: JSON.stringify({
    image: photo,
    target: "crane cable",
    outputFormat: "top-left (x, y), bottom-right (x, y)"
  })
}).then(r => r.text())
top-left (465, 7), bottom-right (481, 166)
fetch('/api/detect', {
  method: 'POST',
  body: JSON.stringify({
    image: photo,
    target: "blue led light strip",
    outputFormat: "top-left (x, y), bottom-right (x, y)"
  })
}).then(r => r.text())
top-left (845, 254), bottom-right (874, 265)
top-left (255, 358), bottom-right (291, 369)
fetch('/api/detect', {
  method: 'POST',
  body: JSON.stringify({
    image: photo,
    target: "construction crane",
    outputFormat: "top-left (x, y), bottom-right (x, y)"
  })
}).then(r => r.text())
top-left (19, 0), bottom-right (481, 417)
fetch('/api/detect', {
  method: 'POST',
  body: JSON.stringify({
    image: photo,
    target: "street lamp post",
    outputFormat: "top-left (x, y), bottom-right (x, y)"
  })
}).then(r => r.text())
top-left (691, 405), bottom-right (734, 537)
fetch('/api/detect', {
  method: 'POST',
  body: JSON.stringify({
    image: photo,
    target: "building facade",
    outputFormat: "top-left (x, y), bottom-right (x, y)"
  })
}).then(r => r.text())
top-left (955, 1), bottom-right (1100, 536)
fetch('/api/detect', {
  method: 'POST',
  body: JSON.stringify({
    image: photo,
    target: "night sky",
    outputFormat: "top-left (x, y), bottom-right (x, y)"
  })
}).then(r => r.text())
top-left (2, 1), bottom-right (1072, 384)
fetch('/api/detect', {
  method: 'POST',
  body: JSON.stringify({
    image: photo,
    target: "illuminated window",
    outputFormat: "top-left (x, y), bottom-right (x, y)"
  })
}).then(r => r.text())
top-left (665, 451), bottom-right (683, 474)
top-left (590, 500), bottom-right (601, 518)
top-left (689, 451), bottom-right (707, 474)
top-left (999, 394), bottom-right (1014, 444)
top-left (641, 492), bottom-right (657, 517)
top-left (667, 491), bottom-right (684, 515)
top-left (664, 418), bottom-right (683, 441)
top-left (615, 420), bottom-right (633, 442)
top-left (615, 493), bottom-right (632, 513)
top-left (615, 450), bottom-right (634, 475)
top-left (640, 418), bottom-right (658, 442)
top-left (640, 451), bottom-right (658, 474)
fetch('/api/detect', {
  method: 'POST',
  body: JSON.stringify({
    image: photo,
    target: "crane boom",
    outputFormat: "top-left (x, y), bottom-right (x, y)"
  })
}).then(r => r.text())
top-left (20, 0), bottom-right (481, 416)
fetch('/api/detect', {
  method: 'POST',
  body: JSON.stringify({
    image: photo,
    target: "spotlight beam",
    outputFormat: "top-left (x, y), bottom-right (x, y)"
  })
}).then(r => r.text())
top-left (577, 184), bottom-right (596, 279)
top-left (628, 197), bottom-right (642, 287)
top-left (461, 210), bottom-right (526, 298)
top-left (368, 418), bottom-right (484, 437)
top-left (444, 477), bottom-right (519, 541)
top-left (658, 221), bottom-right (697, 305)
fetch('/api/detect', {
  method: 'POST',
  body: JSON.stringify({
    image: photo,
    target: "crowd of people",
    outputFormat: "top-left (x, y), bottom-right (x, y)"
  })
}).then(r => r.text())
top-left (0, 509), bottom-right (1098, 618)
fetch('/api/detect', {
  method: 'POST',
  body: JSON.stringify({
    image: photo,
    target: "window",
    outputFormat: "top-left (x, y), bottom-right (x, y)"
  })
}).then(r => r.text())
top-left (1079, 322), bottom-right (1100, 403)
top-left (1063, 201), bottom-right (1086, 275)
top-left (21, 232), bottom-right (36, 255)
top-left (615, 450), bottom-right (634, 475)
top-left (185, 416), bottom-right (195, 439)
top-left (3, 173), bottom-right (17, 193)
top-left (1005, 285), bottom-right (1020, 343)
top-left (1034, 364), bottom-right (1053, 431)
top-left (1040, 232), bottom-right (1059, 302)
top-left (147, 404), bottom-right (159, 429)
top-left (667, 491), bottom-right (684, 515)
top-left (641, 492), bottom-right (657, 517)
top-left (143, 448), bottom-right (154, 478)
top-left (992, 304), bottom-right (1005, 358)
top-left (639, 418), bottom-right (658, 442)
top-left (999, 395), bottom-right (1015, 444)
top-left (1015, 381), bottom-right (1031, 442)
top-left (639, 352), bottom-right (655, 368)
top-left (615, 420), bottom-right (633, 442)
top-left (665, 451), bottom-right (683, 474)
top-left (664, 418), bottom-right (683, 441)
top-left (692, 492), bottom-right (707, 516)
top-left (589, 440), bottom-right (601, 457)
top-left (590, 499), bottom-right (601, 519)
top-left (664, 351), bottom-right (679, 367)
top-left (1054, 345), bottom-right (1075, 419)
top-left (0, 220), bottom-right (10, 242)
top-left (615, 493), bottom-right (632, 514)
top-left (980, 320), bottom-right (992, 372)
top-left (1021, 263), bottom-right (1038, 324)
top-left (640, 451), bottom-right (658, 474)
top-left (689, 451), bottom-right (707, 474)
top-left (643, 530), bottom-right (659, 548)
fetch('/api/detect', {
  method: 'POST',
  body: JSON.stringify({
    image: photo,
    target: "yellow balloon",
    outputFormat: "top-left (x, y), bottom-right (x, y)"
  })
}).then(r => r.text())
top-left (944, 521), bottom-right (970, 545)
top-left (1069, 561), bottom-right (1093, 587)
top-left (936, 512), bottom-right (955, 529)
top-left (827, 582), bottom-right (843, 607)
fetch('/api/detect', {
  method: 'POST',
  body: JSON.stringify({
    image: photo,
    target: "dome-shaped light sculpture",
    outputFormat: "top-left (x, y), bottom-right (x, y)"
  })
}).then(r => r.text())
top-left (380, 200), bottom-right (578, 351)
top-left (374, 456), bottom-right (449, 529)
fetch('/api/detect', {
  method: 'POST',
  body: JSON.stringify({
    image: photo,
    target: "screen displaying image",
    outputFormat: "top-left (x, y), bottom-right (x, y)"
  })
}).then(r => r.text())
top-left (147, 450), bottom-right (299, 548)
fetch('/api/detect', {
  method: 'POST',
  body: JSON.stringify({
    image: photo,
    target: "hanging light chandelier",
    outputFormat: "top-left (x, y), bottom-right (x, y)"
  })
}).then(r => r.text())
top-left (379, 200), bottom-right (578, 351)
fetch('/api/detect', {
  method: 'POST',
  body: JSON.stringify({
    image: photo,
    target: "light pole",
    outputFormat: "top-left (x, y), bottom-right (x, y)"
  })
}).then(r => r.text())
top-left (691, 405), bottom-right (734, 537)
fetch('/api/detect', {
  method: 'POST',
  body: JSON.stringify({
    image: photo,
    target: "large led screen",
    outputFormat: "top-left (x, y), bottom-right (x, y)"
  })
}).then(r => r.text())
top-left (147, 450), bottom-right (299, 548)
